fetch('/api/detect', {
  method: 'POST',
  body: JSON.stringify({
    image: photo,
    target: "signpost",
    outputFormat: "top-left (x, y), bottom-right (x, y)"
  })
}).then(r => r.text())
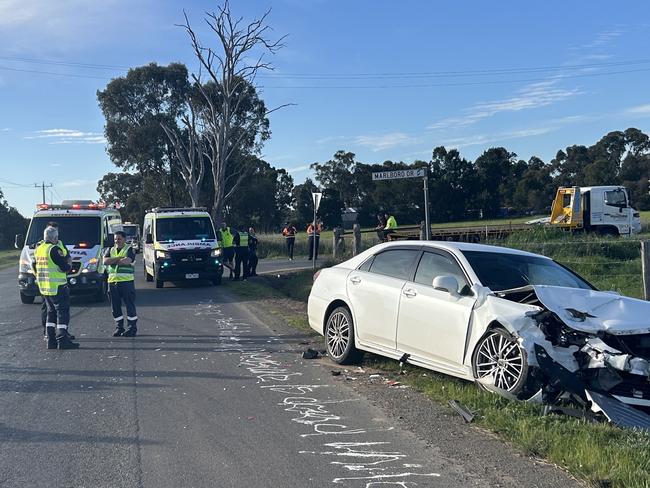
top-left (371, 168), bottom-right (430, 240)
top-left (312, 192), bottom-right (322, 270)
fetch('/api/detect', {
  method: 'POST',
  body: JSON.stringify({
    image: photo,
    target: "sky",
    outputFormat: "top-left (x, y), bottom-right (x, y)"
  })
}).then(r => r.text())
top-left (1, 0), bottom-right (649, 217)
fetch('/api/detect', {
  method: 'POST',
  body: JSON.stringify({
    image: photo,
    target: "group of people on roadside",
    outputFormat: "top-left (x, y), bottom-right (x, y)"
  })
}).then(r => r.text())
top-left (216, 223), bottom-right (259, 281)
top-left (34, 222), bottom-right (138, 349)
top-left (281, 220), bottom-right (322, 261)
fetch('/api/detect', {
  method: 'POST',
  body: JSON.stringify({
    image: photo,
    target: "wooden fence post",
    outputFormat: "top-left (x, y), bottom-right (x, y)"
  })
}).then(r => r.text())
top-left (642, 241), bottom-right (650, 300)
top-left (352, 224), bottom-right (361, 256)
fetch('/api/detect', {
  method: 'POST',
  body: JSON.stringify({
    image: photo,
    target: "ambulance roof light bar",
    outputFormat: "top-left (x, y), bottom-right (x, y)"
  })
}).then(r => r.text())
top-left (36, 201), bottom-right (110, 211)
top-left (149, 207), bottom-right (208, 213)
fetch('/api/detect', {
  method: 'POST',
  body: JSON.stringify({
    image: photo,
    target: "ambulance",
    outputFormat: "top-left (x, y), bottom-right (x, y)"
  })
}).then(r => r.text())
top-left (122, 222), bottom-right (141, 253)
top-left (142, 207), bottom-right (223, 288)
top-left (16, 200), bottom-right (122, 303)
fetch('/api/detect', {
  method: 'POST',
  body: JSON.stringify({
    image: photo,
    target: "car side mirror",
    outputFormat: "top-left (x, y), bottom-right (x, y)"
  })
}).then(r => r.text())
top-left (105, 234), bottom-right (114, 248)
top-left (14, 234), bottom-right (25, 249)
top-left (145, 233), bottom-right (153, 244)
top-left (432, 275), bottom-right (460, 296)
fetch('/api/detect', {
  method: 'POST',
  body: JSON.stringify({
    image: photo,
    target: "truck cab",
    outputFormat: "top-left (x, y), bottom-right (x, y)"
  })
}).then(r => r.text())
top-left (550, 186), bottom-right (641, 236)
top-left (16, 201), bottom-right (122, 303)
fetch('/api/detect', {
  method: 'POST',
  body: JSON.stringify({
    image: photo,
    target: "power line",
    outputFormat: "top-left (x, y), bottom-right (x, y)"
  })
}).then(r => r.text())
top-left (0, 178), bottom-right (33, 188)
top-left (0, 65), bottom-right (112, 80)
top-left (0, 55), bottom-right (131, 71)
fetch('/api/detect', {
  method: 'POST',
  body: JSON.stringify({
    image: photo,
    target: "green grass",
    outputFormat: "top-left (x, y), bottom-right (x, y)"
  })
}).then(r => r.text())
top-left (0, 249), bottom-right (19, 269)
top-left (230, 266), bottom-right (650, 488)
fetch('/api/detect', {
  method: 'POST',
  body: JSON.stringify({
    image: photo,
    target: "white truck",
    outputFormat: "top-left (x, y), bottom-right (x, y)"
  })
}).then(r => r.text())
top-left (549, 186), bottom-right (641, 236)
top-left (16, 201), bottom-right (123, 303)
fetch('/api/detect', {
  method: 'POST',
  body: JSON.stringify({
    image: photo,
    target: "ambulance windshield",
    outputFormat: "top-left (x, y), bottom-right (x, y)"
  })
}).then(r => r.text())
top-left (156, 217), bottom-right (215, 242)
top-left (27, 216), bottom-right (101, 248)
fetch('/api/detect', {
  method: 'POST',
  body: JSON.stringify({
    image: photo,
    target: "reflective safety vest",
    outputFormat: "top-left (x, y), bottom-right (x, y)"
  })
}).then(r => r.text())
top-left (221, 228), bottom-right (234, 248)
top-left (238, 232), bottom-right (248, 247)
top-left (107, 245), bottom-right (134, 283)
top-left (35, 242), bottom-right (68, 296)
top-left (385, 216), bottom-right (398, 230)
top-left (37, 239), bottom-right (68, 257)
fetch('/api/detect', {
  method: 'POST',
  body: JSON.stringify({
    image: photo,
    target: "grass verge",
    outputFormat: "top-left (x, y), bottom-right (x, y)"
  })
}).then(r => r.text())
top-left (228, 267), bottom-right (650, 488)
top-left (0, 249), bottom-right (19, 270)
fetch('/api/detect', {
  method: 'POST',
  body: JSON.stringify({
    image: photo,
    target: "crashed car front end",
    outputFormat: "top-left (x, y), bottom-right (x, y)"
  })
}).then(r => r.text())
top-left (470, 284), bottom-right (650, 412)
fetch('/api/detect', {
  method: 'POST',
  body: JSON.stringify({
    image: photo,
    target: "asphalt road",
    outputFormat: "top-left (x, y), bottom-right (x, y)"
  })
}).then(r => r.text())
top-left (0, 259), bottom-right (579, 488)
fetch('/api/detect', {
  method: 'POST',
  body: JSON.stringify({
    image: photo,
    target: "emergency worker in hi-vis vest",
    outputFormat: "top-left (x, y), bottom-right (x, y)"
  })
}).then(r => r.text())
top-left (33, 225), bottom-right (79, 349)
top-left (103, 231), bottom-right (138, 337)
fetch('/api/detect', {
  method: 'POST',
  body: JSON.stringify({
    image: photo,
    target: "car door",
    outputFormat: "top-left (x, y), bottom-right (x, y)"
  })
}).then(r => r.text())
top-left (346, 248), bottom-right (419, 353)
top-left (396, 250), bottom-right (476, 372)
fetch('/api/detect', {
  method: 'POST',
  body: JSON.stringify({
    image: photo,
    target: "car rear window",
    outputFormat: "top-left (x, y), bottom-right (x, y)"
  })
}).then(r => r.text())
top-left (369, 249), bottom-right (419, 280)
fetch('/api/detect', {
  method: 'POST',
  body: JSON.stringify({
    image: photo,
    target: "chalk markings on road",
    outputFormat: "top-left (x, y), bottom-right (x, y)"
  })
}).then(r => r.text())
top-left (191, 299), bottom-right (442, 487)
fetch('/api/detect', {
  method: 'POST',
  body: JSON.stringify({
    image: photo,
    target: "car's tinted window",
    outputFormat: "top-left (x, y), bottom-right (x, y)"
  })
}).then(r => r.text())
top-left (462, 250), bottom-right (593, 291)
top-left (358, 255), bottom-right (374, 271)
top-left (414, 252), bottom-right (468, 289)
top-left (368, 249), bottom-right (418, 280)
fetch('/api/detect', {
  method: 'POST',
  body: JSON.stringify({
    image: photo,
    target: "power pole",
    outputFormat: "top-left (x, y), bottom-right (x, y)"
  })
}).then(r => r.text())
top-left (35, 182), bottom-right (53, 204)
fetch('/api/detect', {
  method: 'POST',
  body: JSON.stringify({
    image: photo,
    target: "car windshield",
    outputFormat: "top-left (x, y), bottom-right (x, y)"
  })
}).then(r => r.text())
top-left (26, 216), bottom-right (101, 248)
top-left (156, 217), bottom-right (215, 241)
top-left (462, 250), bottom-right (593, 292)
top-left (123, 225), bottom-right (138, 237)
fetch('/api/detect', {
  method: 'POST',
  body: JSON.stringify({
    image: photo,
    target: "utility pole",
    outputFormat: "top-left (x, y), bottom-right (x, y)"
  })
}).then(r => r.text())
top-left (34, 182), bottom-right (53, 205)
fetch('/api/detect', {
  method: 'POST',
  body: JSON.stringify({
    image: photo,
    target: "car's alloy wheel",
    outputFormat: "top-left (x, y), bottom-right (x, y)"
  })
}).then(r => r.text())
top-left (325, 306), bottom-right (361, 364)
top-left (473, 329), bottom-right (526, 392)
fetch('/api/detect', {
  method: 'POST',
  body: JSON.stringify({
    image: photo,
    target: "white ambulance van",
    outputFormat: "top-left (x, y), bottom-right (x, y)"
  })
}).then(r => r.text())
top-left (16, 200), bottom-right (122, 303)
top-left (142, 207), bottom-right (223, 288)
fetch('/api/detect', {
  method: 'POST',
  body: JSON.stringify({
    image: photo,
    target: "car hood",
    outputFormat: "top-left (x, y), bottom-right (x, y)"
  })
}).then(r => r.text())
top-left (533, 285), bottom-right (650, 335)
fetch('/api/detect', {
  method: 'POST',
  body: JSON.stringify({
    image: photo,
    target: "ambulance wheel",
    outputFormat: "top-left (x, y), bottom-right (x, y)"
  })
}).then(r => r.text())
top-left (155, 271), bottom-right (164, 288)
top-left (212, 276), bottom-right (222, 286)
top-left (20, 292), bottom-right (35, 304)
top-left (94, 279), bottom-right (108, 302)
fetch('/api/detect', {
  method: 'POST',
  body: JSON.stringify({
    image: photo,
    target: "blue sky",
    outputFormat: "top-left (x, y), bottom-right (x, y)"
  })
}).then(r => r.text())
top-left (1, 0), bottom-right (649, 217)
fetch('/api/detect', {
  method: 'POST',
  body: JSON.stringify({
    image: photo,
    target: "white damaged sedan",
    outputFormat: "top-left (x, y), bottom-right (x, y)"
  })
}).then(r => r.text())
top-left (308, 241), bottom-right (650, 413)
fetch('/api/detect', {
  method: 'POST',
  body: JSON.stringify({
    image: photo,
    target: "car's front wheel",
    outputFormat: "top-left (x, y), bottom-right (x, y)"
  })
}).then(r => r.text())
top-left (472, 328), bottom-right (531, 397)
top-left (325, 306), bottom-right (362, 364)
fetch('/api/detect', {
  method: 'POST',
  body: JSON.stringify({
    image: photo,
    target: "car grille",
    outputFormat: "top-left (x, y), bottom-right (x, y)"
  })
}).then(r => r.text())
top-left (170, 250), bottom-right (211, 270)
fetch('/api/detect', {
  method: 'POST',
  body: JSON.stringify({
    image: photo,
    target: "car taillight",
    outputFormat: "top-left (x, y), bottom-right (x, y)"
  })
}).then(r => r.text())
top-left (313, 270), bottom-right (321, 282)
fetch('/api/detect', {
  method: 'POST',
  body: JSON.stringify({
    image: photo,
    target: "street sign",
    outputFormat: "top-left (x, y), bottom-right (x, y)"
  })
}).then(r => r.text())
top-left (312, 192), bottom-right (323, 212)
top-left (372, 169), bottom-right (426, 181)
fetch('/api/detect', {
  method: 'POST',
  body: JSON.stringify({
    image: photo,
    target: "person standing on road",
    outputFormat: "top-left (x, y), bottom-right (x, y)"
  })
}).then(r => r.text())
top-left (282, 222), bottom-right (297, 260)
top-left (37, 221), bottom-right (75, 341)
top-left (103, 231), bottom-right (138, 337)
top-left (218, 222), bottom-right (235, 279)
top-left (307, 219), bottom-right (323, 260)
top-left (233, 228), bottom-right (249, 281)
top-left (247, 227), bottom-right (259, 277)
top-left (33, 225), bottom-right (78, 349)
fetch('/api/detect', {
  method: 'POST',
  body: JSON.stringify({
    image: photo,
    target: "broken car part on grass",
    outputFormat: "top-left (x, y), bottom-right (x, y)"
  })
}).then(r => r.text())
top-left (475, 284), bottom-right (650, 432)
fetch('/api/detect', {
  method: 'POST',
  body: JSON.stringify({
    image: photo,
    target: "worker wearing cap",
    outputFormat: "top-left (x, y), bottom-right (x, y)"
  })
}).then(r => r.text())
top-left (103, 231), bottom-right (138, 337)
top-left (33, 226), bottom-right (78, 349)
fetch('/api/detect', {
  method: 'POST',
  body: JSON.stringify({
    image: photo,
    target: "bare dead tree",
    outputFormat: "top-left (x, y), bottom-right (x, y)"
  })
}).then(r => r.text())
top-left (180, 1), bottom-right (289, 226)
top-left (160, 97), bottom-right (206, 208)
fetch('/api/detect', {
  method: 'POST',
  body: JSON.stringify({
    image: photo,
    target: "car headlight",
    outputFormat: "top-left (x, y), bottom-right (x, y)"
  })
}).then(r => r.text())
top-left (19, 259), bottom-right (32, 273)
top-left (83, 258), bottom-right (99, 273)
top-left (156, 250), bottom-right (171, 260)
top-left (211, 248), bottom-right (222, 257)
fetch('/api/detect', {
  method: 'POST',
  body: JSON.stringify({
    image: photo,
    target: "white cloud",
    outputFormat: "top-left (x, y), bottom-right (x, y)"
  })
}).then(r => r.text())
top-left (626, 104), bottom-right (650, 116)
top-left (353, 132), bottom-right (420, 152)
top-left (286, 165), bottom-right (311, 173)
top-left (0, 127), bottom-right (11, 132)
top-left (439, 127), bottom-right (555, 150)
top-left (24, 129), bottom-right (106, 144)
top-left (57, 178), bottom-right (97, 188)
top-left (428, 80), bottom-right (580, 130)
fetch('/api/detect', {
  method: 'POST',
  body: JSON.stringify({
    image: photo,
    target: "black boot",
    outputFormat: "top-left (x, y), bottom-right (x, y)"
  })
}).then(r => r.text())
top-left (46, 327), bottom-right (57, 350)
top-left (113, 319), bottom-right (125, 337)
top-left (56, 330), bottom-right (80, 349)
top-left (123, 320), bottom-right (137, 337)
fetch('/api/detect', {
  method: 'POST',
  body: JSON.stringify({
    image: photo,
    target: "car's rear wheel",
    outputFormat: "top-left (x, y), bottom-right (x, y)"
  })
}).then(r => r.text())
top-left (472, 328), bottom-right (530, 396)
top-left (325, 306), bottom-right (362, 364)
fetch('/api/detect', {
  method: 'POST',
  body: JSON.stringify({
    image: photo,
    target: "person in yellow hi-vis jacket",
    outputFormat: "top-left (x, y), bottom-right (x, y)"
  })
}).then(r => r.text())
top-left (103, 231), bottom-right (137, 337)
top-left (33, 225), bottom-right (78, 349)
